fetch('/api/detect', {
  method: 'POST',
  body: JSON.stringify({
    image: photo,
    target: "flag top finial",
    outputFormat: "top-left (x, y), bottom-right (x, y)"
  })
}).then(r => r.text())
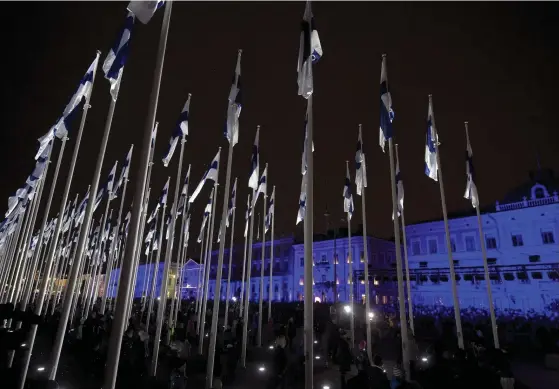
top-left (238, 49), bottom-right (243, 54)
top-left (188, 92), bottom-right (192, 97)
top-left (382, 53), bottom-right (387, 58)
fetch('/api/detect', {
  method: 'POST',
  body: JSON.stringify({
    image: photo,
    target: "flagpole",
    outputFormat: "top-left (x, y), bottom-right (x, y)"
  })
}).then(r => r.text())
top-left (199, 171), bottom-right (220, 355)
top-left (346, 169), bottom-right (355, 348)
top-left (17, 50), bottom-right (100, 388)
top-left (465, 122), bottom-right (499, 349)
top-left (142, 228), bottom-right (156, 313)
top-left (358, 149), bottom-right (372, 362)
top-left (239, 194), bottom-right (250, 318)
top-left (257, 165), bottom-right (268, 349)
top-left (146, 202), bottom-right (167, 333)
top-left (241, 189), bottom-right (256, 368)
top-left (195, 226), bottom-right (206, 321)
top-left (395, 144), bottom-right (415, 336)
top-left (223, 194), bottom-right (236, 329)
top-left (151, 136), bottom-right (188, 375)
top-left (268, 186), bottom-right (275, 320)
top-left (430, 95), bottom-right (464, 350)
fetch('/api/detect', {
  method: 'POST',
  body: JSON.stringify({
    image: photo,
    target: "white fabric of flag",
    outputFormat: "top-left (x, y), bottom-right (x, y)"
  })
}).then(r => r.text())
top-left (244, 194), bottom-right (251, 238)
top-left (226, 51), bottom-right (242, 146)
top-left (355, 128), bottom-right (367, 196)
top-left (343, 164), bottom-right (354, 220)
top-left (189, 149), bottom-right (220, 204)
top-left (182, 165), bottom-right (191, 196)
top-left (94, 188), bottom-right (104, 212)
top-left (226, 178), bottom-right (237, 228)
top-left (296, 174), bottom-right (307, 225)
top-left (107, 161), bottom-right (118, 198)
top-left (115, 144), bottom-right (133, 195)
top-left (103, 12), bottom-right (134, 101)
top-left (379, 56), bottom-right (395, 152)
top-left (297, 1), bottom-right (323, 99)
top-left (464, 134), bottom-right (479, 208)
top-left (265, 187), bottom-right (275, 234)
top-left (253, 166), bottom-right (267, 208)
top-left (248, 127), bottom-right (260, 190)
top-left (165, 214), bottom-right (171, 240)
top-left (183, 215), bottom-right (191, 248)
top-left (76, 189), bottom-right (90, 225)
top-left (163, 94), bottom-right (191, 167)
top-left (301, 116), bottom-right (315, 175)
top-left (127, 0), bottom-right (164, 24)
top-left (147, 205), bottom-right (159, 224)
top-left (393, 157), bottom-right (404, 220)
top-left (160, 178), bottom-right (170, 205)
top-left (197, 191), bottom-right (212, 244)
top-left (425, 97), bottom-right (439, 181)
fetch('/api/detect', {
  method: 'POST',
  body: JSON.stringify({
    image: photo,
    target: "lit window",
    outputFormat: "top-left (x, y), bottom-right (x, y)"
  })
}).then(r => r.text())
top-left (299, 277), bottom-right (304, 286)
top-left (465, 236), bottom-right (475, 252)
top-left (511, 234), bottom-right (524, 247)
top-left (360, 251), bottom-right (365, 263)
top-left (428, 239), bottom-right (437, 254)
top-left (542, 231), bottom-right (555, 245)
top-left (334, 254), bottom-right (339, 265)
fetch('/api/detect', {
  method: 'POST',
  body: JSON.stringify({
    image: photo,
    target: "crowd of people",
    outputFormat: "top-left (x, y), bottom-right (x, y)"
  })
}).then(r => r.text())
top-left (1, 297), bottom-right (555, 389)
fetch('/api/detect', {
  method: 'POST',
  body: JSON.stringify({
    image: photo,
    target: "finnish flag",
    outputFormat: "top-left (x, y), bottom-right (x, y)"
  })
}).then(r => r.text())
top-left (163, 94), bottom-right (191, 167)
top-left (296, 174), bottom-right (307, 225)
top-left (265, 187), bottom-right (275, 234)
top-left (189, 149), bottom-right (220, 204)
top-left (297, 1), bottom-right (323, 99)
top-left (226, 51), bottom-right (242, 146)
top-left (107, 161), bottom-right (118, 198)
top-left (301, 115), bottom-right (315, 176)
top-left (425, 96), bottom-right (439, 181)
top-left (160, 177), bottom-right (170, 205)
top-left (248, 126), bottom-right (260, 190)
top-left (103, 12), bottom-right (135, 101)
top-left (244, 194), bottom-right (251, 238)
top-left (379, 55), bottom-right (395, 152)
top-left (94, 187), bottom-right (104, 212)
top-left (355, 127), bottom-right (367, 196)
top-left (393, 156), bottom-right (404, 220)
top-left (226, 178), bottom-right (237, 228)
top-left (343, 163), bottom-right (354, 220)
top-left (127, 0), bottom-right (165, 24)
top-left (253, 165), bottom-right (267, 207)
top-left (115, 144), bottom-right (134, 195)
top-left (464, 127), bottom-right (479, 208)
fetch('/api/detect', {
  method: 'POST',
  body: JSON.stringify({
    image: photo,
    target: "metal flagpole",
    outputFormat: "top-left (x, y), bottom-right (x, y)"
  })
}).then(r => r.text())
top-left (257, 167), bottom-right (268, 348)
top-left (199, 172), bottom-right (220, 355)
top-left (195, 225), bottom-right (206, 322)
top-left (241, 189), bottom-right (256, 368)
top-left (146, 201), bottom-right (167, 333)
top-left (395, 144), bottom-right (415, 336)
top-left (151, 134), bottom-right (188, 376)
top-left (207, 137), bottom-right (236, 387)
top-left (388, 137), bottom-right (411, 380)
top-left (346, 192), bottom-right (355, 348)
top-left (239, 194), bottom-right (250, 317)
top-left (303, 95), bottom-right (314, 389)
top-left (430, 95), bottom-right (464, 350)
top-left (197, 193), bottom-right (213, 347)
top-left (18, 50), bottom-right (100, 388)
top-left (465, 122), bottom-right (499, 349)
top-left (223, 181), bottom-right (237, 329)
top-left (141, 234), bottom-right (156, 313)
top-left (358, 146), bottom-right (372, 362)
top-left (268, 186), bottom-right (275, 320)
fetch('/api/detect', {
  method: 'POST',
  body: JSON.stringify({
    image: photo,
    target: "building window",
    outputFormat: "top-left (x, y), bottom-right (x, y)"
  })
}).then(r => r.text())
top-left (450, 238), bottom-right (457, 253)
top-left (542, 231), bottom-right (555, 245)
top-left (465, 236), bottom-right (475, 252)
top-left (321, 255), bottom-right (327, 263)
top-left (411, 241), bottom-right (420, 256)
top-left (419, 261), bottom-right (428, 268)
top-left (511, 234), bottom-right (524, 247)
top-left (321, 275), bottom-right (327, 282)
top-left (428, 239), bottom-right (438, 254)
top-left (485, 235), bottom-right (497, 249)
top-left (300, 257), bottom-right (304, 267)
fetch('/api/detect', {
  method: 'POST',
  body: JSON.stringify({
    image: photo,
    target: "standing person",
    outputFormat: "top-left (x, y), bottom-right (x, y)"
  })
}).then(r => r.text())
top-left (269, 335), bottom-right (288, 389)
top-left (337, 331), bottom-right (353, 389)
top-left (369, 355), bottom-right (390, 389)
top-left (287, 317), bottom-right (296, 352)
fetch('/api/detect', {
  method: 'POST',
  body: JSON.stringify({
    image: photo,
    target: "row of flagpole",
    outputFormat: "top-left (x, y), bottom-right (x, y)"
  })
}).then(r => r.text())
top-left (0, 1), bottom-right (504, 389)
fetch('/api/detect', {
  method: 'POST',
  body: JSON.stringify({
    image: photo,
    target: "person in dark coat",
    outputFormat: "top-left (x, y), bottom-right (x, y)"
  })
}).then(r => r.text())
top-left (369, 355), bottom-right (390, 389)
top-left (336, 332), bottom-right (353, 389)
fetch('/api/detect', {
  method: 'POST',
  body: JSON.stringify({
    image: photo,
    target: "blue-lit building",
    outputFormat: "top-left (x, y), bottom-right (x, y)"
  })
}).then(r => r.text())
top-left (103, 170), bottom-right (559, 314)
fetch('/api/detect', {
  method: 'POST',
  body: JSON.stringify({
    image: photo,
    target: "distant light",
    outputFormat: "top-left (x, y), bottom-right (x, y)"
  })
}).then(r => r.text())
top-left (269, 345), bottom-right (274, 350)
top-left (205, 333), bottom-right (209, 337)
top-left (323, 386), bottom-right (330, 389)
top-left (232, 296), bottom-right (237, 302)
top-left (315, 355), bottom-right (321, 360)
top-left (421, 357), bottom-right (428, 363)
top-left (368, 312), bottom-right (374, 319)
top-left (37, 367), bottom-right (45, 372)
top-left (343, 305), bottom-right (351, 314)
top-left (21, 343), bottom-right (27, 347)
top-left (314, 340), bottom-right (318, 344)
top-left (157, 297), bottom-right (161, 300)
top-left (258, 366), bottom-right (266, 372)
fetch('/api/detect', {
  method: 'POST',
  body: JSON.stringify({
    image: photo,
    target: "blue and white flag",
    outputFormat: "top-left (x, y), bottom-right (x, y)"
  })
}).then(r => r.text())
top-left (301, 115), bottom-right (315, 176)
top-left (160, 177), bottom-right (170, 205)
top-left (265, 186), bottom-right (275, 234)
top-left (177, 164), bottom-right (191, 215)
top-left (183, 215), bottom-right (191, 248)
top-left (425, 96), bottom-right (439, 181)
top-left (103, 12), bottom-right (135, 101)
top-left (147, 205), bottom-right (159, 224)
top-left (226, 178), bottom-right (237, 228)
top-left (94, 188), bottom-right (104, 212)
top-left (464, 126), bottom-right (479, 208)
top-left (297, 1), bottom-right (323, 99)
top-left (107, 161), bottom-right (118, 198)
top-left (76, 188), bottom-right (90, 225)
top-left (296, 175), bottom-right (307, 225)
top-left (253, 165), bottom-right (268, 207)
top-left (355, 126), bottom-right (367, 196)
top-left (115, 144), bottom-right (133, 195)
top-left (197, 190), bottom-right (213, 243)
top-left (189, 150), bottom-right (220, 204)
top-left (244, 194), bottom-right (251, 238)
top-left (165, 214), bottom-right (171, 240)
top-left (248, 126), bottom-right (260, 190)
top-left (151, 122), bottom-right (159, 150)
top-left (127, 0), bottom-right (164, 24)
top-left (163, 93), bottom-right (191, 167)
top-left (343, 163), bottom-right (354, 220)
top-left (393, 154), bottom-right (404, 220)
top-left (379, 55), bottom-right (394, 152)
top-left (226, 51), bottom-right (242, 146)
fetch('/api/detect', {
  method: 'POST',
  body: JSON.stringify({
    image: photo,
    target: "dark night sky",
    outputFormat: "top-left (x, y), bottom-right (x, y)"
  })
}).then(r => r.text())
top-left (1, 1), bottom-right (559, 255)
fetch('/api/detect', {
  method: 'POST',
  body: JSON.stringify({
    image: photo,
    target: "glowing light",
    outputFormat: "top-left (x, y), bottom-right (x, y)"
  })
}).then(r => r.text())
top-left (21, 343), bottom-right (27, 347)
top-left (269, 345), bottom-right (274, 350)
top-left (157, 297), bottom-right (161, 300)
top-left (258, 366), bottom-right (266, 372)
top-left (37, 367), bottom-right (45, 372)
top-left (421, 357), bottom-right (428, 362)
top-left (323, 386), bottom-right (330, 389)
top-left (343, 305), bottom-right (351, 314)
top-left (368, 312), bottom-right (374, 319)
top-left (315, 355), bottom-right (321, 360)
top-left (314, 296), bottom-right (321, 303)
top-left (314, 340), bottom-right (318, 344)
top-left (232, 296), bottom-right (237, 302)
